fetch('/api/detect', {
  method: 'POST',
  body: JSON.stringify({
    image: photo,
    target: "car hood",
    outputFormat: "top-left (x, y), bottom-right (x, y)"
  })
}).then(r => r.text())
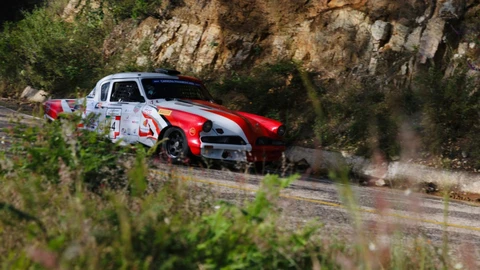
top-left (149, 99), bottom-right (280, 143)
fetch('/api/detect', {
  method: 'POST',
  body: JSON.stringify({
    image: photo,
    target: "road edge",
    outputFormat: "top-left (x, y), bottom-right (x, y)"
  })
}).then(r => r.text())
top-left (286, 146), bottom-right (480, 195)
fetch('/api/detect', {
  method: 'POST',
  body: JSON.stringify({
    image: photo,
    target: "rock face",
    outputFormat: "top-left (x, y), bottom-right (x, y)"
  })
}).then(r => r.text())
top-left (20, 86), bottom-right (49, 103)
top-left (68, 0), bottom-right (480, 82)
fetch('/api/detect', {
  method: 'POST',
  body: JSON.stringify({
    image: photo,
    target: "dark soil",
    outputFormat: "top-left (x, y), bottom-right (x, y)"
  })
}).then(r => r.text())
top-left (0, 98), bottom-right (39, 115)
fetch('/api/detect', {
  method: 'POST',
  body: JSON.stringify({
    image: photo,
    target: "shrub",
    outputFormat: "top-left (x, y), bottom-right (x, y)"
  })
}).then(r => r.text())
top-left (2, 113), bottom-right (130, 189)
top-left (414, 66), bottom-right (480, 168)
top-left (207, 61), bottom-right (308, 142)
top-left (305, 75), bottom-right (404, 158)
top-left (105, 0), bottom-right (163, 20)
top-left (0, 115), bottom-right (338, 269)
top-left (0, 106), bottom-right (465, 269)
top-left (0, 5), bottom-right (106, 97)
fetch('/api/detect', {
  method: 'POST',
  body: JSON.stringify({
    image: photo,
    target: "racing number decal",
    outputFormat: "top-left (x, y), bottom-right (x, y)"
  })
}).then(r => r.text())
top-left (110, 115), bottom-right (121, 139)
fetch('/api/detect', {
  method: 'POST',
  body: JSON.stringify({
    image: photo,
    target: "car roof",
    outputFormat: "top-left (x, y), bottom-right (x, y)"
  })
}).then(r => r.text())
top-left (95, 72), bottom-right (205, 89)
top-left (99, 72), bottom-right (179, 81)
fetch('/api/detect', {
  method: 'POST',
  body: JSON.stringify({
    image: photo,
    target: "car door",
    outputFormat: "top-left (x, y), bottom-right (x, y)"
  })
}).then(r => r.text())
top-left (84, 82), bottom-right (110, 131)
top-left (103, 80), bottom-right (145, 144)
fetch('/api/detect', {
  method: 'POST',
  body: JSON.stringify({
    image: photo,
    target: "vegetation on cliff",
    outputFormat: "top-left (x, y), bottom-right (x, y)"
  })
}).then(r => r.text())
top-left (0, 0), bottom-right (480, 170)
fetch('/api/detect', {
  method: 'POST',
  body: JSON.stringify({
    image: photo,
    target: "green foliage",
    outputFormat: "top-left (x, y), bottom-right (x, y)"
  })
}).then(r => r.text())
top-left (105, 0), bottom-right (162, 20)
top-left (0, 116), bottom-right (336, 269)
top-left (0, 107), bottom-right (462, 269)
top-left (208, 61), bottom-right (307, 142)
top-left (414, 67), bottom-right (480, 167)
top-left (3, 114), bottom-right (129, 189)
top-left (0, 1), bottom-right (157, 98)
top-left (0, 7), bottom-right (106, 97)
top-left (312, 79), bottom-right (405, 157)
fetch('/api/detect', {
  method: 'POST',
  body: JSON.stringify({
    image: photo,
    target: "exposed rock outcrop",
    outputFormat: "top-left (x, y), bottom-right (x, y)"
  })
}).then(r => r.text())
top-left (20, 86), bottom-right (49, 103)
top-left (79, 0), bottom-right (479, 85)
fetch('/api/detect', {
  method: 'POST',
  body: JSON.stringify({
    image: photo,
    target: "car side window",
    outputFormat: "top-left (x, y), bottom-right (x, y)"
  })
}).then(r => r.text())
top-left (110, 81), bottom-right (143, 102)
top-left (87, 88), bottom-right (95, 98)
top-left (100, 82), bottom-right (110, 101)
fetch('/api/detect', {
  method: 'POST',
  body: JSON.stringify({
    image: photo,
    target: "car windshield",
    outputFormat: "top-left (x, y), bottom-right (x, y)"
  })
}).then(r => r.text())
top-left (142, 79), bottom-right (213, 101)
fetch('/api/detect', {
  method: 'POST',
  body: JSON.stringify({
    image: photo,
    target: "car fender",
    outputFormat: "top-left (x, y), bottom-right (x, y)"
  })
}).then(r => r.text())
top-left (236, 111), bottom-right (284, 138)
top-left (153, 107), bottom-right (208, 156)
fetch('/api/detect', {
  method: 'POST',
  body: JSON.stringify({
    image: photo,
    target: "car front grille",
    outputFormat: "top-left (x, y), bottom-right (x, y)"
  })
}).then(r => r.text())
top-left (201, 136), bottom-right (247, 145)
top-left (255, 137), bottom-right (285, 146)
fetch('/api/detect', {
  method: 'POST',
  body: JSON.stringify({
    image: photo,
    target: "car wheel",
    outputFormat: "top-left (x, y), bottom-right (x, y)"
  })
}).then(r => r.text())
top-left (161, 127), bottom-right (190, 163)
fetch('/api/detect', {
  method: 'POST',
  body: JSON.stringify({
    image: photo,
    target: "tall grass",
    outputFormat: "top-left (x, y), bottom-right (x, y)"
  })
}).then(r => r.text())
top-left (0, 101), bottom-right (476, 269)
top-left (297, 65), bottom-right (477, 270)
top-left (0, 116), bottom-right (335, 269)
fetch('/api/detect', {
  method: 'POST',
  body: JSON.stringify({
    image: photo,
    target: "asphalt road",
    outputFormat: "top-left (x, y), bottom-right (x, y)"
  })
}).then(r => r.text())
top-left (2, 105), bottom-right (480, 261)
top-left (150, 164), bottom-right (480, 248)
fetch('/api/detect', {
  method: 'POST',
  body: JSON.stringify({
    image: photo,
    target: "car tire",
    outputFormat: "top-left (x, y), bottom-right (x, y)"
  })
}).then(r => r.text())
top-left (160, 127), bottom-right (190, 163)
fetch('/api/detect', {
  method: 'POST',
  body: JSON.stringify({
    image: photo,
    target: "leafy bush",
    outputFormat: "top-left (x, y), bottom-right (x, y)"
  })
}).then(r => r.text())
top-left (0, 115), bottom-right (338, 269)
top-left (207, 61), bottom-right (309, 142)
top-left (2, 113), bottom-right (130, 189)
top-left (312, 78), bottom-right (407, 157)
top-left (414, 66), bottom-right (480, 167)
top-left (0, 114), bottom-right (465, 269)
top-left (105, 0), bottom-right (163, 20)
top-left (0, 5), bottom-right (106, 97)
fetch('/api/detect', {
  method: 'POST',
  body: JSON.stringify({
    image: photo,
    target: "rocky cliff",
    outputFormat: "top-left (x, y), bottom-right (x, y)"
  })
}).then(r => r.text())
top-left (65, 0), bottom-right (480, 85)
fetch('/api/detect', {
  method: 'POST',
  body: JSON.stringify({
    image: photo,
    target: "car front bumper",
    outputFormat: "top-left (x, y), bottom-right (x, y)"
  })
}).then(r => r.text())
top-left (200, 143), bottom-right (285, 162)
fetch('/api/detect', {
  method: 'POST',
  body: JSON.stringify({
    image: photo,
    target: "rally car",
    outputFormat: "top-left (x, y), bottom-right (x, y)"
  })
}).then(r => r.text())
top-left (43, 69), bottom-right (286, 163)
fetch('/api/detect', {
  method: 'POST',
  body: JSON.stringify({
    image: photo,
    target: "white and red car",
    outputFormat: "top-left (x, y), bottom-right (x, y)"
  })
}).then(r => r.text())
top-left (43, 69), bottom-right (286, 163)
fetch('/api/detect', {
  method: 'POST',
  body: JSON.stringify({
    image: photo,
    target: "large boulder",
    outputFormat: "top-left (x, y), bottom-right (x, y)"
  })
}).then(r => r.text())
top-left (20, 86), bottom-right (49, 103)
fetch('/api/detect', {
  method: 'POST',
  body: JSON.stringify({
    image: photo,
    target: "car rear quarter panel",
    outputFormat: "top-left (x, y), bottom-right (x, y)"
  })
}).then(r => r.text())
top-left (44, 99), bottom-right (78, 120)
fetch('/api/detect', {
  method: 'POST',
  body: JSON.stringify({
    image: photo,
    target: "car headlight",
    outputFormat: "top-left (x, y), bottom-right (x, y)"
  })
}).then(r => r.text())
top-left (202, 120), bottom-right (213, 132)
top-left (277, 125), bottom-right (286, 136)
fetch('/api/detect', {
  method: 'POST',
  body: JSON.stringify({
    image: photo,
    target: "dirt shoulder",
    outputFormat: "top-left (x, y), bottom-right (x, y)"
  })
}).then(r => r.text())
top-left (0, 98), bottom-right (39, 115)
